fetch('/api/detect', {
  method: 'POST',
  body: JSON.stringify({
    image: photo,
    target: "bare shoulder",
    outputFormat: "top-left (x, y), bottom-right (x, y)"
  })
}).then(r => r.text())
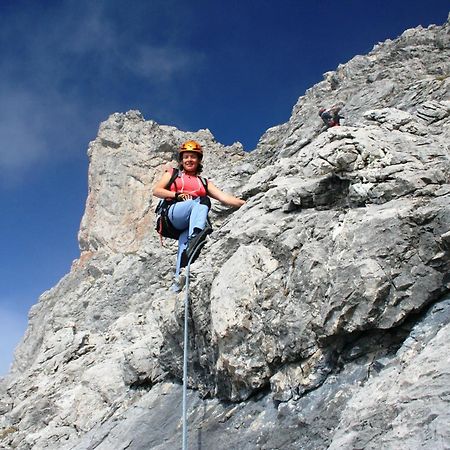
top-left (156, 169), bottom-right (174, 186)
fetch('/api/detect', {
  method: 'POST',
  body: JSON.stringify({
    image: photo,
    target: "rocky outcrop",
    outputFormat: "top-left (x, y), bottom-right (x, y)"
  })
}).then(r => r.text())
top-left (1, 16), bottom-right (449, 450)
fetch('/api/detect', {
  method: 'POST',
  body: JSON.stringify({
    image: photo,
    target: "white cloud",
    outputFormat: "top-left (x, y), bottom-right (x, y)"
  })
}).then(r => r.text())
top-left (129, 44), bottom-right (204, 82)
top-left (0, 1), bottom-right (204, 180)
top-left (61, 3), bottom-right (117, 55)
top-left (0, 82), bottom-right (93, 187)
top-left (0, 304), bottom-right (28, 376)
top-left (0, 89), bottom-right (49, 171)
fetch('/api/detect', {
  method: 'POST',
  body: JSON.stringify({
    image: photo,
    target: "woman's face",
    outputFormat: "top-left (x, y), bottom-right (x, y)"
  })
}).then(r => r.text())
top-left (181, 151), bottom-right (201, 173)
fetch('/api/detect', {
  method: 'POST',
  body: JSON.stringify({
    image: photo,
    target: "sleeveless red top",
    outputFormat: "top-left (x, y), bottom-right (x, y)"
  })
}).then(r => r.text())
top-left (169, 169), bottom-right (207, 198)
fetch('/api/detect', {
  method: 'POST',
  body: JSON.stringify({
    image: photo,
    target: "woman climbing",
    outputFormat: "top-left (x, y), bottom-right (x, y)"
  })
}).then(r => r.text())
top-left (153, 140), bottom-right (245, 291)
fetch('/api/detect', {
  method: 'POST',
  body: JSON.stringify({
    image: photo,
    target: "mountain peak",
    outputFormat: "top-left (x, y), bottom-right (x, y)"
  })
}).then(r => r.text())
top-left (1, 18), bottom-right (449, 450)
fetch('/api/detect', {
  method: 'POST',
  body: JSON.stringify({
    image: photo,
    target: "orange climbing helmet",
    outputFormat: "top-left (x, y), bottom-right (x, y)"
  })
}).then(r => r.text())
top-left (179, 140), bottom-right (203, 159)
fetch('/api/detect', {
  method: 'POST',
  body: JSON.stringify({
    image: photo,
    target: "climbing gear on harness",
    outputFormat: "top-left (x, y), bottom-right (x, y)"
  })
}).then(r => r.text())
top-left (179, 140), bottom-right (203, 159)
top-left (155, 168), bottom-right (209, 241)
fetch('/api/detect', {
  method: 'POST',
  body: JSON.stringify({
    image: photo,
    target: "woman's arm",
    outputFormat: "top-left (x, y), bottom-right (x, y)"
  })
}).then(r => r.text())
top-left (207, 181), bottom-right (245, 208)
top-left (153, 171), bottom-right (178, 200)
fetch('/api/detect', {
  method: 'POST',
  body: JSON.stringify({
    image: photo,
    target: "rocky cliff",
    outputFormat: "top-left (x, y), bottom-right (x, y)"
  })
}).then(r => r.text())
top-left (1, 17), bottom-right (449, 450)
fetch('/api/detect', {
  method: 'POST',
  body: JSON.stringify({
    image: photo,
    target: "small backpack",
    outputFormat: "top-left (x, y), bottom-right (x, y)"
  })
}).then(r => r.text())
top-left (155, 168), bottom-right (209, 241)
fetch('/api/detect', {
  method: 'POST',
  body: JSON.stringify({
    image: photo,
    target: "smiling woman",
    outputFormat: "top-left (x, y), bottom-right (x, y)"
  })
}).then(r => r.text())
top-left (153, 140), bottom-right (245, 292)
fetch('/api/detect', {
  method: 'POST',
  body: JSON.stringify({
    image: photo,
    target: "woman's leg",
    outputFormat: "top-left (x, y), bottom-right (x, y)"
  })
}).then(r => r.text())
top-left (169, 198), bottom-right (209, 278)
top-left (183, 200), bottom-right (211, 264)
top-left (175, 228), bottom-right (189, 278)
top-left (169, 199), bottom-right (209, 237)
top-left (188, 202), bottom-right (209, 236)
top-left (169, 200), bottom-right (193, 231)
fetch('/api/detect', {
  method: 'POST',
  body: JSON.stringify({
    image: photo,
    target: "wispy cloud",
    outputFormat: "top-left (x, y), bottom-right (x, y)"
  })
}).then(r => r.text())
top-left (130, 44), bottom-right (204, 81)
top-left (0, 88), bottom-right (48, 171)
top-left (0, 1), bottom-right (204, 182)
top-left (0, 82), bottom-right (93, 187)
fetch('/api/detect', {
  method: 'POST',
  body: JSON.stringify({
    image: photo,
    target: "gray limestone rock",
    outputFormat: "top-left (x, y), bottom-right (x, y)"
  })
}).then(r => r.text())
top-left (1, 16), bottom-right (450, 450)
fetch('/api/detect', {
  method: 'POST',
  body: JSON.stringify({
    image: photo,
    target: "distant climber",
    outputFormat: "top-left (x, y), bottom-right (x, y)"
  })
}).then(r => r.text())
top-left (319, 105), bottom-right (344, 128)
top-left (153, 140), bottom-right (245, 292)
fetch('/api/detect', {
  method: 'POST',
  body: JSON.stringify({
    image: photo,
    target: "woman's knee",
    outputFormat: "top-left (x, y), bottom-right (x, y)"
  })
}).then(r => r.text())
top-left (169, 205), bottom-right (189, 229)
top-left (199, 196), bottom-right (211, 209)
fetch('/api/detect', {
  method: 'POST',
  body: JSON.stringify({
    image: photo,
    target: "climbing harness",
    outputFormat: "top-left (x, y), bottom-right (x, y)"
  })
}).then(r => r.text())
top-left (155, 168), bottom-right (209, 243)
top-left (181, 237), bottom-right (209, 450)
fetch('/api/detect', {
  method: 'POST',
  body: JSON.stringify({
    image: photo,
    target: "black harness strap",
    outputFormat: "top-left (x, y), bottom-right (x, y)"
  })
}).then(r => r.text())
top-left (155, 168), bottom-right (210, 243)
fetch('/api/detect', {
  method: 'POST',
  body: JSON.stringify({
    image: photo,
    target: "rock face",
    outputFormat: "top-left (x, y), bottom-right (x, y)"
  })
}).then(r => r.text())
top-left (1, 17), bottom-right (450, 450)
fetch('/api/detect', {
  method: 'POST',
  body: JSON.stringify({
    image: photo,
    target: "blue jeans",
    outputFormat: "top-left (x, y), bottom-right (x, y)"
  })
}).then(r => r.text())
top-left (168, 198), bottom-right (209, 277)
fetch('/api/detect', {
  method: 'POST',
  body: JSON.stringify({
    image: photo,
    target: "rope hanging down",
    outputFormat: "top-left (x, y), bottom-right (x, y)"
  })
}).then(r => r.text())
top-left (182, 239), bottom-right (208, 450)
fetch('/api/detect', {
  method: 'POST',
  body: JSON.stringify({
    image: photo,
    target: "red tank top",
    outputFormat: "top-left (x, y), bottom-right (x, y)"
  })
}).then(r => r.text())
top-left (169, 170), bottom-right (207, 198)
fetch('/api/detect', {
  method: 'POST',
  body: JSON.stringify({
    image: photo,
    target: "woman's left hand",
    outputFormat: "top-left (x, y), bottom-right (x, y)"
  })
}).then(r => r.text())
top-left (178, 193), bottom-right (193, 201)
top-left (207, 181), bottom-right (246, 208)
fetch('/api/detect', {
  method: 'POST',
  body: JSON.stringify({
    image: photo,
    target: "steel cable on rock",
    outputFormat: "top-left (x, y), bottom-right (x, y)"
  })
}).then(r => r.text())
top-left (182, 239), bottom-right (208, 450)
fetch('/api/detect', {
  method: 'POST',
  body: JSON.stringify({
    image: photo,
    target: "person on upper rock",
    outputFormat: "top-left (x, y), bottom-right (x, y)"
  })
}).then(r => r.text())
top-left (319, 104), bottom-right (344, 128)
top-left (153, 140), bottom-right (245, 292)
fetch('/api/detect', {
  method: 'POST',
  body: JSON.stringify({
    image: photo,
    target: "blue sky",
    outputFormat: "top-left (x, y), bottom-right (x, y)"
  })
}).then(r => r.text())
top-left (0, 1), bottom-right (449, 376)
